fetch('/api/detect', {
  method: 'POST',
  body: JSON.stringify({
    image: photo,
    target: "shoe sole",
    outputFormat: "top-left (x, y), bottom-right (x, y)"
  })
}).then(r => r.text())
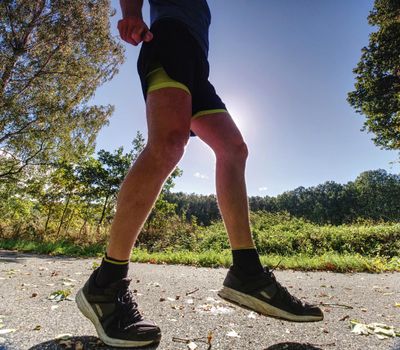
top-left (218, 286), bottom-right (323, 322)
top-left (76, 288), bottom-right (161, 347)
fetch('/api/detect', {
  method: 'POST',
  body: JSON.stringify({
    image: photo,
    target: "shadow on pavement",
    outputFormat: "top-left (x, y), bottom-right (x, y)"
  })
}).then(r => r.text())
top-left (264, 343), bottom-right (323, 350)
top-left (0, 250), bottom-right (27, 263)
top-left (0, 250), bottom-right (82, 263)
top-left (28, 336), bottom-right (160, 350)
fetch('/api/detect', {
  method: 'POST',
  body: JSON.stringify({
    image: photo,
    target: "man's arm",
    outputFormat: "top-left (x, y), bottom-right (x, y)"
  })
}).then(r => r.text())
top-left (118, 0), bottom-right (153, 46)
top-left (120, 0), bottom-right (143, 18)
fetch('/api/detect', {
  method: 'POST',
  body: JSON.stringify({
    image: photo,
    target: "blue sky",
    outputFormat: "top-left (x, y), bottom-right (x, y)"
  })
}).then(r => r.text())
top-left (92, 0), bottom-right (399, 197)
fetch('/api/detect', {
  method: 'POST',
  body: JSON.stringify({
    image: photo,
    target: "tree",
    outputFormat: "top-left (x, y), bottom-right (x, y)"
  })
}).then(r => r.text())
top-left (78, 147), bottom-right (134, 230)
top-left (348, 0), bottom-right (400, 151)
top-left (0, 0), bottom-right (124, 178)
top-left (351, 169), bottom-right (400, 221)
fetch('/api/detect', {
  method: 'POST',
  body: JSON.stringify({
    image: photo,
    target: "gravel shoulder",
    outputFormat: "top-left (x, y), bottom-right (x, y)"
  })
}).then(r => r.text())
top-left (0, 250), bottom-right (399, 350)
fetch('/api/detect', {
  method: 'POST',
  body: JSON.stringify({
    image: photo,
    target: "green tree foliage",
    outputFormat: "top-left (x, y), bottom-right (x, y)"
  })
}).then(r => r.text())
top-left (163, 192), bottom-right (220, 226)
top-left (0, 131), bottom-right (186, 246)
top-left (0, 0), bottom-right (124, 178)
top-left (166, 169), bottom-right (400, 225)
top-left (348, 0), bottom-right (400, 151)
top-left (351, 169), bottom-right (400, 221)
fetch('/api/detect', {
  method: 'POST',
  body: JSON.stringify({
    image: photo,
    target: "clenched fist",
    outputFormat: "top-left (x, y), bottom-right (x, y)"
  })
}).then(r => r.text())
top-left (117, 17), bottom-right (153, 46)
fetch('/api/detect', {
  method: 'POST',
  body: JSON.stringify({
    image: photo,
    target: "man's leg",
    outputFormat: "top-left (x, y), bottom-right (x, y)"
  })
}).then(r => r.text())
top-left (106, 88), bottom-right (192, 261)
top-left (191, 112), bottom-right (324, 322)
top-left (191, 112), bottom-right (253, 249)
top-left (76, 87), bottom-right (192, 347)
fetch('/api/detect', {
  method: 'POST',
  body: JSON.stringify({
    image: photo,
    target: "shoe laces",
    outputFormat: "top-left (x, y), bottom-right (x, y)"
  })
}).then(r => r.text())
top-left (116, 279), bottom-right (143, 328)
top-left (264, 266), bottom-right (304, 308)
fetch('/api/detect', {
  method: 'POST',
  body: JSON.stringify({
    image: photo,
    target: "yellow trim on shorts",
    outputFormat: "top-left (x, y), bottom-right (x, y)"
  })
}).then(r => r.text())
top-left (146, 66), bottom-right (191, 95)
top-left (192, 109), bottom-right (228, 119)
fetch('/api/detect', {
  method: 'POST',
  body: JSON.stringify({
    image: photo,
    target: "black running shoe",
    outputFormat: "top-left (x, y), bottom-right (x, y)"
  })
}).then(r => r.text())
top-left (218, 266), bottom-right (323, 322)
top-left (76, 268), bottom-right (161, 347)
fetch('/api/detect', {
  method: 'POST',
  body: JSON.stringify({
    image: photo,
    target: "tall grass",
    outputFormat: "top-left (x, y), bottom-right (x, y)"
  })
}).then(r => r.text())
top-left (1, 212), bottom-right (399, 272)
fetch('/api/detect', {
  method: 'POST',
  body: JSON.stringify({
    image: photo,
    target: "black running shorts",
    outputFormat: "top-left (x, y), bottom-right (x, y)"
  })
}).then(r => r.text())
top-left (137, 19), bottom-right (227, 120)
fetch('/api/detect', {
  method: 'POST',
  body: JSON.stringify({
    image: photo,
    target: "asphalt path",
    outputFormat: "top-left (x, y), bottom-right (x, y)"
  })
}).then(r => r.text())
top-left (0, 250), bottom-right (399, 350)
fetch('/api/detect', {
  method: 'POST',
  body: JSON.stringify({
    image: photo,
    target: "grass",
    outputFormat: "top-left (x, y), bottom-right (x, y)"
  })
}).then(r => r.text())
top-left (1, 237), bottom-right (399, 272)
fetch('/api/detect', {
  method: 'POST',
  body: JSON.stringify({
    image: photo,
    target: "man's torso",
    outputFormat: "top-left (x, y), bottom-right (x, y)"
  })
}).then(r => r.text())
top-left (149, 0), bottom-right (211, 55)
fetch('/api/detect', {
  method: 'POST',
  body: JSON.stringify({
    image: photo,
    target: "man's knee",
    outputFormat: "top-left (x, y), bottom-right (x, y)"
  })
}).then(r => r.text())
top-left (216, 138), bottom-right (248, 163)
top-left (146, 130), bottom-right (189, 166)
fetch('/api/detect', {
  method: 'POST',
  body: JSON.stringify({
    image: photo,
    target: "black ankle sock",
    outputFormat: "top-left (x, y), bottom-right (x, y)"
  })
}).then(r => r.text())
top-left (95, 253), bottom-right (129, 287)
top-left (231, 248), bottom-right (264, 278)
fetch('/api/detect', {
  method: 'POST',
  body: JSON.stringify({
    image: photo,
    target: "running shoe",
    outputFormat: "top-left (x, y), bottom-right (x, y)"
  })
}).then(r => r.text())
top-left (218, 266), bottom-right (323, 322)
top-left (76, 268), bottom-right (161, 347)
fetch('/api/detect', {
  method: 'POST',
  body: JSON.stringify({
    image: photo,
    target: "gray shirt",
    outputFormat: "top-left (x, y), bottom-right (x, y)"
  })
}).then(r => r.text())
top-left (149, 0), bottom-right (211, 56)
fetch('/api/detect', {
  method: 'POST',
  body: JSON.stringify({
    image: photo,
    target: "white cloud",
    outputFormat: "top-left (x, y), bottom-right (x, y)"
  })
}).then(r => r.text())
top-left (194, 172), bottom-right (209, 180)
top-left (258, 186), bottom-right (268, 192)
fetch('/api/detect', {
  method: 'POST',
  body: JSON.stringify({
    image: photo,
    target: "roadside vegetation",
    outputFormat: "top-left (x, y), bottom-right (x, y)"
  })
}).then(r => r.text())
top-left (1, 210), bottom-right (399, 272)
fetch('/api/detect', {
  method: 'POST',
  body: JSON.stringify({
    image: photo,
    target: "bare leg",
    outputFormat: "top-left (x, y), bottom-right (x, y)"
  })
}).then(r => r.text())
top-left (106, 88), bottom-right (191, 260)
top-left (191, 112), bottom-right (254, 249)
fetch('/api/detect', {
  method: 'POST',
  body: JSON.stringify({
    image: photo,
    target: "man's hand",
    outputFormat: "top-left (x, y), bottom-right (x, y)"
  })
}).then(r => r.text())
top-left (117, 17), bottom-right (153, 46)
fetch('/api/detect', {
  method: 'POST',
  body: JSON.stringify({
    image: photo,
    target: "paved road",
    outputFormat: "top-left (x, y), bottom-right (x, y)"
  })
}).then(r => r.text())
top-left (0, 250), bottom-right (399, 350)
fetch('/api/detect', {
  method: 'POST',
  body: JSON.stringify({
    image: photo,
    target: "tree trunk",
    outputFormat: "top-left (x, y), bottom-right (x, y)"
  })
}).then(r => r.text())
top-left (57, 195), bottom-right (71, 236)
top-left (79, 218), bottom-right (88, 238)
top-left (44, 205), bottom-right (53, 232)
top-left (64, 208), bottom-right (75, 235)
top-left (98, 194), bottom-right (109, 227)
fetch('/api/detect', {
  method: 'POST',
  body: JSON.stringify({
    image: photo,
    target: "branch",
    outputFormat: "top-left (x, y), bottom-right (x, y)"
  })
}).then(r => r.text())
top-left (0, 141), bottom-right (46, 178)
top-left (15, 44), bottom-right (62, 97)
top-left (0, 0), bottom-right (46, 95)
top-left (0, 116), bottom-right (40, 144)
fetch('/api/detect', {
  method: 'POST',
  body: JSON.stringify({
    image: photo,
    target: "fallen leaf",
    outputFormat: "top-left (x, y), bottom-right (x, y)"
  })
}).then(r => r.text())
top-left (226, 330), bottom-right (240, 338)
top-left (62, 282), bottom-right (74, 287)
top-left (351, 323), bottom-right (369, 335)
top-left (197, 304), bottom-right (234, 315)
top-left (33, 325), bottom-right (41, 331)
top-left (395, 303), bottom-right (400, 308)
top-left (188, 341), bottom-right (197, 350)
top-left (207, 331), bottom-right (213, 344)
top-left (31, 293), bottom-right (38, 298)
top-left (350, 321), bottom-right (400, 339)
top-left (48, 289), bottom-right (71, 302)
top-left (373, 325), bottom-right (396, 339)
top-left (62, 278), bottom-right (76, 282)
top-left (206, 297), bottom-right (218, 302)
